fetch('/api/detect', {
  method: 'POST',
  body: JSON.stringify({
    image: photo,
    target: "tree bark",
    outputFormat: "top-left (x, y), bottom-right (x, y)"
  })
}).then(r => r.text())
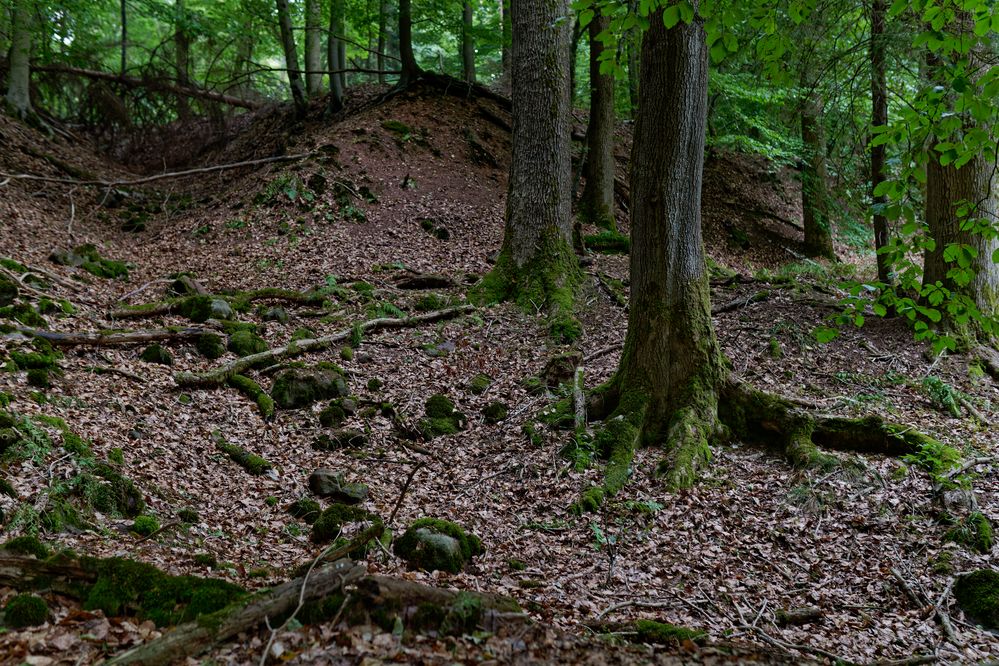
top-left (276, 0), bottom-right (308, 115)
top-left (800, 92), bottom-right (836, 259)
top-left (5, 0), bottom-right (33, 119)
top-left (590, 6), bottom-right (723, 492)
top-left (462, 1), bottom-right (476, 83)
top-left (580, 10), bottom-right (615, 229)
top-left (377, 0), bottom-right (389, 83)
top-left (305, 0), bottom-right (323, 96)
top-left (398, 0), bottom-right (420, 85)
top-left (568, 18), bottom-right (582, 107)
top-left (327, 0), bottom-right (345, 111)
top-left (500, 0), bottom-right (511, 80)
top-left (174, 0), bottom-right (192, 122)
top-left (477, 0), bottom-right (579, 338)
top-left (870, 0), bottom-right (891, 284)
top-left (626, 27), bottom-right (639, 119)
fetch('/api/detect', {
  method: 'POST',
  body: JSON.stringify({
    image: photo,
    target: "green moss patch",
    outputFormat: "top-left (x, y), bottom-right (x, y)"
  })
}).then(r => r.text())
top-left (271, 367), bottom-right (348, 409)
top-left (131, 515), bottom-right (160, 536)
top-left (51, 244), bottom-right (129, 279)
top-left (289, 497), bottom-right (322, 524)
top-left (196, 333), bottom-right (226, 359)
top-left (418, 394), bottom-right (466, 439)
top-left (2, 535), bottom-right (50, 559)
top-left (214, 433), bottom-right (273, 475)
top-left (584, 230), bottom-right (630, 255)
top-left (140, 344), bottom-right (173, 365)
top-left (633, 619), bottom-right (705, 645)
top-left (3, 593), bottom-right (48, 628)
top-left (946, 512), bottom-right (994, 554)
top-left (393, 518), bottom-right (483, 573)
top-left (954, 569), bottom-right (999, 630)
top-left (312, 504), bottom-right (378, 543)
top-left (227, 375), bottom-right (276, 420)
top-left (482, 401), bottom-right (508, 424)
top-left (227, 330), bottom-right (268, 357)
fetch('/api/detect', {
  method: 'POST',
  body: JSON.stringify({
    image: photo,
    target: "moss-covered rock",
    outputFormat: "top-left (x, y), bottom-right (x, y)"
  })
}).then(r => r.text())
top-left (26, 368), bottom-right (51, 388)
top-left (482, 400), bottom-right (508, 424)
top-left (318, 400), bottom-right (347, 427)
top-left (175, 295), bottom-right (233, 323)
top-left (946, 512), bottom-right (994, 554)
top-left (289, 497), bottom-right (322, 524)
top-left (260, 306), bottom-right (289, 323)
top-left (313, 429), bottom-right (368, 451)
top-left (311, 503), bottom-right (378, 543)
top-left (633, 619), bottom-right (705, 645)
top-left (271, 367), bottom-right (348, 409)
top-left (3, 594), bottom-right (48, 628)
top-left (2, 535), bottom-right (50, 559)
top-left (290, 327), bottom-right (316, 342)
top-left (308, 468), bottom-right (368, 503)
top-left (954, 569), bottom-right (999, 630)
top-left (227, 330), bottom-right (268, 357)
top-left (196, 333), bottom-right (225, 359)
top-left (393, 518), bottom-right (483, 573)
top-left (140, 344), bottom-right (173, 365)
top-left (0, 276), bottom-right (17, 307)
top-left (51, 244), bottom-right (128, 279)
top-left (418, 394), bottom-right (466, 439)
top-left (131, 515), bottom-right (160, 536)
top-left (468, 373), bottom-right (492, 395)
top-left (80, 463), bottom-right (146, 518)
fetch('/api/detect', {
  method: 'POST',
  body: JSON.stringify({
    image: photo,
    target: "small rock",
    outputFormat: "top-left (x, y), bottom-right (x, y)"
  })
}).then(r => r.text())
top-left (308, 468), bottom-right (369, 504)
top-left (0, 276), bottom-right (18, 307)
top-left (482, 400), bottom-right (508, 424)
top-left (393, 518), bottom-right (484, 573)
top-left (261, 306), bottom-right (289, 323)
top-left (139, 344), bottom-right (173, 365)
top-left (272, 366), bottom-right (348, 409)
top-left (355, 351), bottom-right (373, 363)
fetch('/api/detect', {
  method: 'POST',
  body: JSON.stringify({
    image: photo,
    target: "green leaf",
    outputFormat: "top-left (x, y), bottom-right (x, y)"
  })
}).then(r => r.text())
top-left (579, 8), bottom-right (594, 28)
top-left (678, 0), bottom-right (694, 23)
top-left (662, 4), bottom-right (681, 28)
top-left (813, 326), bottom-right (839, 343)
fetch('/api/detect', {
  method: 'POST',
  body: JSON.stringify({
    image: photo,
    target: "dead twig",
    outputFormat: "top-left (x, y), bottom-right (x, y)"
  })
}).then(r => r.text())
top-left (387, 462), bottom-right (425, 526)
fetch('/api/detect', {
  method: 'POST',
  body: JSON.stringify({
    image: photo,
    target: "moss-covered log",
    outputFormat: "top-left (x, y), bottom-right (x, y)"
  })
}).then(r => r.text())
top-left (175, 305), bottom-right (474, 387)
top-left (13, 326), bottom-right (207, 346)
top-left (227, 374), bottom-right (276, 420)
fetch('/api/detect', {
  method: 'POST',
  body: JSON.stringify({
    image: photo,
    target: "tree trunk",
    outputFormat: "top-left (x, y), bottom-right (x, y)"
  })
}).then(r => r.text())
top-left (377, 0), bottom-right (388, 83)
top-left (589, 6), bottom-right (723, 493)
top-left (305, 0), bottom-right (323, 96)
top-left (327, 0), bottom-right (345, 110)
top-left (870, 0), bottom-right (890, 284)
top-left (500, 0), bottom-right (511, 80)
top-left (6, 0), bottom-right (33, 119)
top-left (800, 92), bottom-right (836, 259)
top-left (174, 0), bottom-right (192, 122)
top-left (626, 27), bottom-right (639, 118)
top-left (580, 10), bottom-right (615, 229)
top-left (276, 0), bottom-right (308, 115)
top-left (476, 0), bottom-right (580, 340)
top-left (568, 18), bottom-right (582, 107)
top-left (924, 153), bottom-right (999, 323)
top-left (398, 0), bottom-right (420, 85)
top-left (120, 0), bottom-right (127, 75)
top-left (462, 1), bottom-right (476, 83)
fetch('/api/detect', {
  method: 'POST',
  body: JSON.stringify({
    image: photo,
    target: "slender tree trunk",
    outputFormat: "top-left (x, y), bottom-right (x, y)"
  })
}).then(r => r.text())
top-left (305, 0), bottom-right (323, 95)
top-left (233, 24), bottom-right (254, 99)
top-left (590, 5), bottom-right (723, 493)
top-left (580, 11), bottom-right (615, 230)
top-left (870, 0), bottom-right (890, 284)
top-left (398, 0), bottom-right (420, 85)
top-left (462, 1), bottom-right (476, 83)
top-left (477, 0), bottom-right (580, 339)
top-left (500, 0), bottom-right (511, 79)
top-left (175, 0), bottom-right (192, 121)
top-left (627, 28), bottom-right (639, 118)
top-left (377, 0), bottom-right (388, 83)
top-left (327, 0), bottom-right (344, 112)
top-left (120, 0), bottom-right (127, 75)
top-left (568, 18), bottom-right (582, 107)
top-left (800, 92), bottom-right (836, 259)
top-left (5, 0), bottom-right (33, 119)
top-left (276, 0), bottom-right (308, 115)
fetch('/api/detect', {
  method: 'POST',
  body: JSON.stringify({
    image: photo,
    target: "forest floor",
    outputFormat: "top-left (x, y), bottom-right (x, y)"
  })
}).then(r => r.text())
top-left (0, 83), bottom-right (996, 665)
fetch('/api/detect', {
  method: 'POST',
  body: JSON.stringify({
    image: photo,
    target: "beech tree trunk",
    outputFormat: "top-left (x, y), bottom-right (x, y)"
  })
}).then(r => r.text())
top-left (580, 10), bottom-right (615, 229)
top-left (870, 0), bottom-right (891, 284)
top-left (174, 0), bottom-right (192, 122)
top-left (477, 0), bottom-right (579, 336)
top-left (305, 0), bottom-right (323, 95)
top-left (591, 5), bottom-right (723, 492)
top-left (399, 0), bottom-right (420, 85)
top-left (5, 0), bottom-right (33, 119)
top-left (800, 92), bottom-right (836, 259)
top-left (462, 1), bottom-right (476, 83)
top-left (276, 0), bottom-right (308, 115)
top-left (328, 0), bottom-right (345, 110)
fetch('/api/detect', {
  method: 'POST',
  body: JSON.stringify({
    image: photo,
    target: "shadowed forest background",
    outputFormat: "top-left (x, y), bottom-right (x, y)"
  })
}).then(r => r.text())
top-left (0, 0), bottom-right (998, 663)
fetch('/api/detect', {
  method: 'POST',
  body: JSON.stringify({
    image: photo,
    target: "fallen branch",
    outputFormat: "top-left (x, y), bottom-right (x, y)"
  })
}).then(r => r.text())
top-left (15, 326), bottom-right (207, 347)
top-left (573, 367), bottom-right (586, 431)
top-left (711, 290), bottom-right (771, 315)
top-left (1, 153), bottom-right (314, 189)
top-left (175, 305), bottom-right (475, 387)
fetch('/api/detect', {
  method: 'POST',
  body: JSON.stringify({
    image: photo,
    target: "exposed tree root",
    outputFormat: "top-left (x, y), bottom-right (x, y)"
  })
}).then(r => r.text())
top-left (13, 326), bottom-right (207, 347)
top-left (974, 346), bottom-right (999, 380)
top-left (175, 305), bottom-right (475, 387)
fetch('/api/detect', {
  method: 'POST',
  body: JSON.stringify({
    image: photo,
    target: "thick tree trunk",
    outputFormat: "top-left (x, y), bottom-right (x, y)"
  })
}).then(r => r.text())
top-left (800, 93), bottom-right (836, 259)
top-left (462, 1), bottom-right (476, 83)
top-left (327, 0), bottom-right (345, 111)
top-left (305, 0), bottom-right (323, 96)
top-left (276, 0), bottom-right (308, 115)
top-left (870, 0), bottom-right (891, 284)
top-left (590, 6), bottom-right (722, 492)
top-left (6, 0), bottom-right (33, 119)
top-left (174, 0), bottom-right (192, 122)
top-left (580, 11), bottom-right (615, 229)
top-left (477, 0), bottom-right (579, 339)
top-left (398, 0), bottom-right (420, 85)
top-left (924, 154), bottom-right (999, 321)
